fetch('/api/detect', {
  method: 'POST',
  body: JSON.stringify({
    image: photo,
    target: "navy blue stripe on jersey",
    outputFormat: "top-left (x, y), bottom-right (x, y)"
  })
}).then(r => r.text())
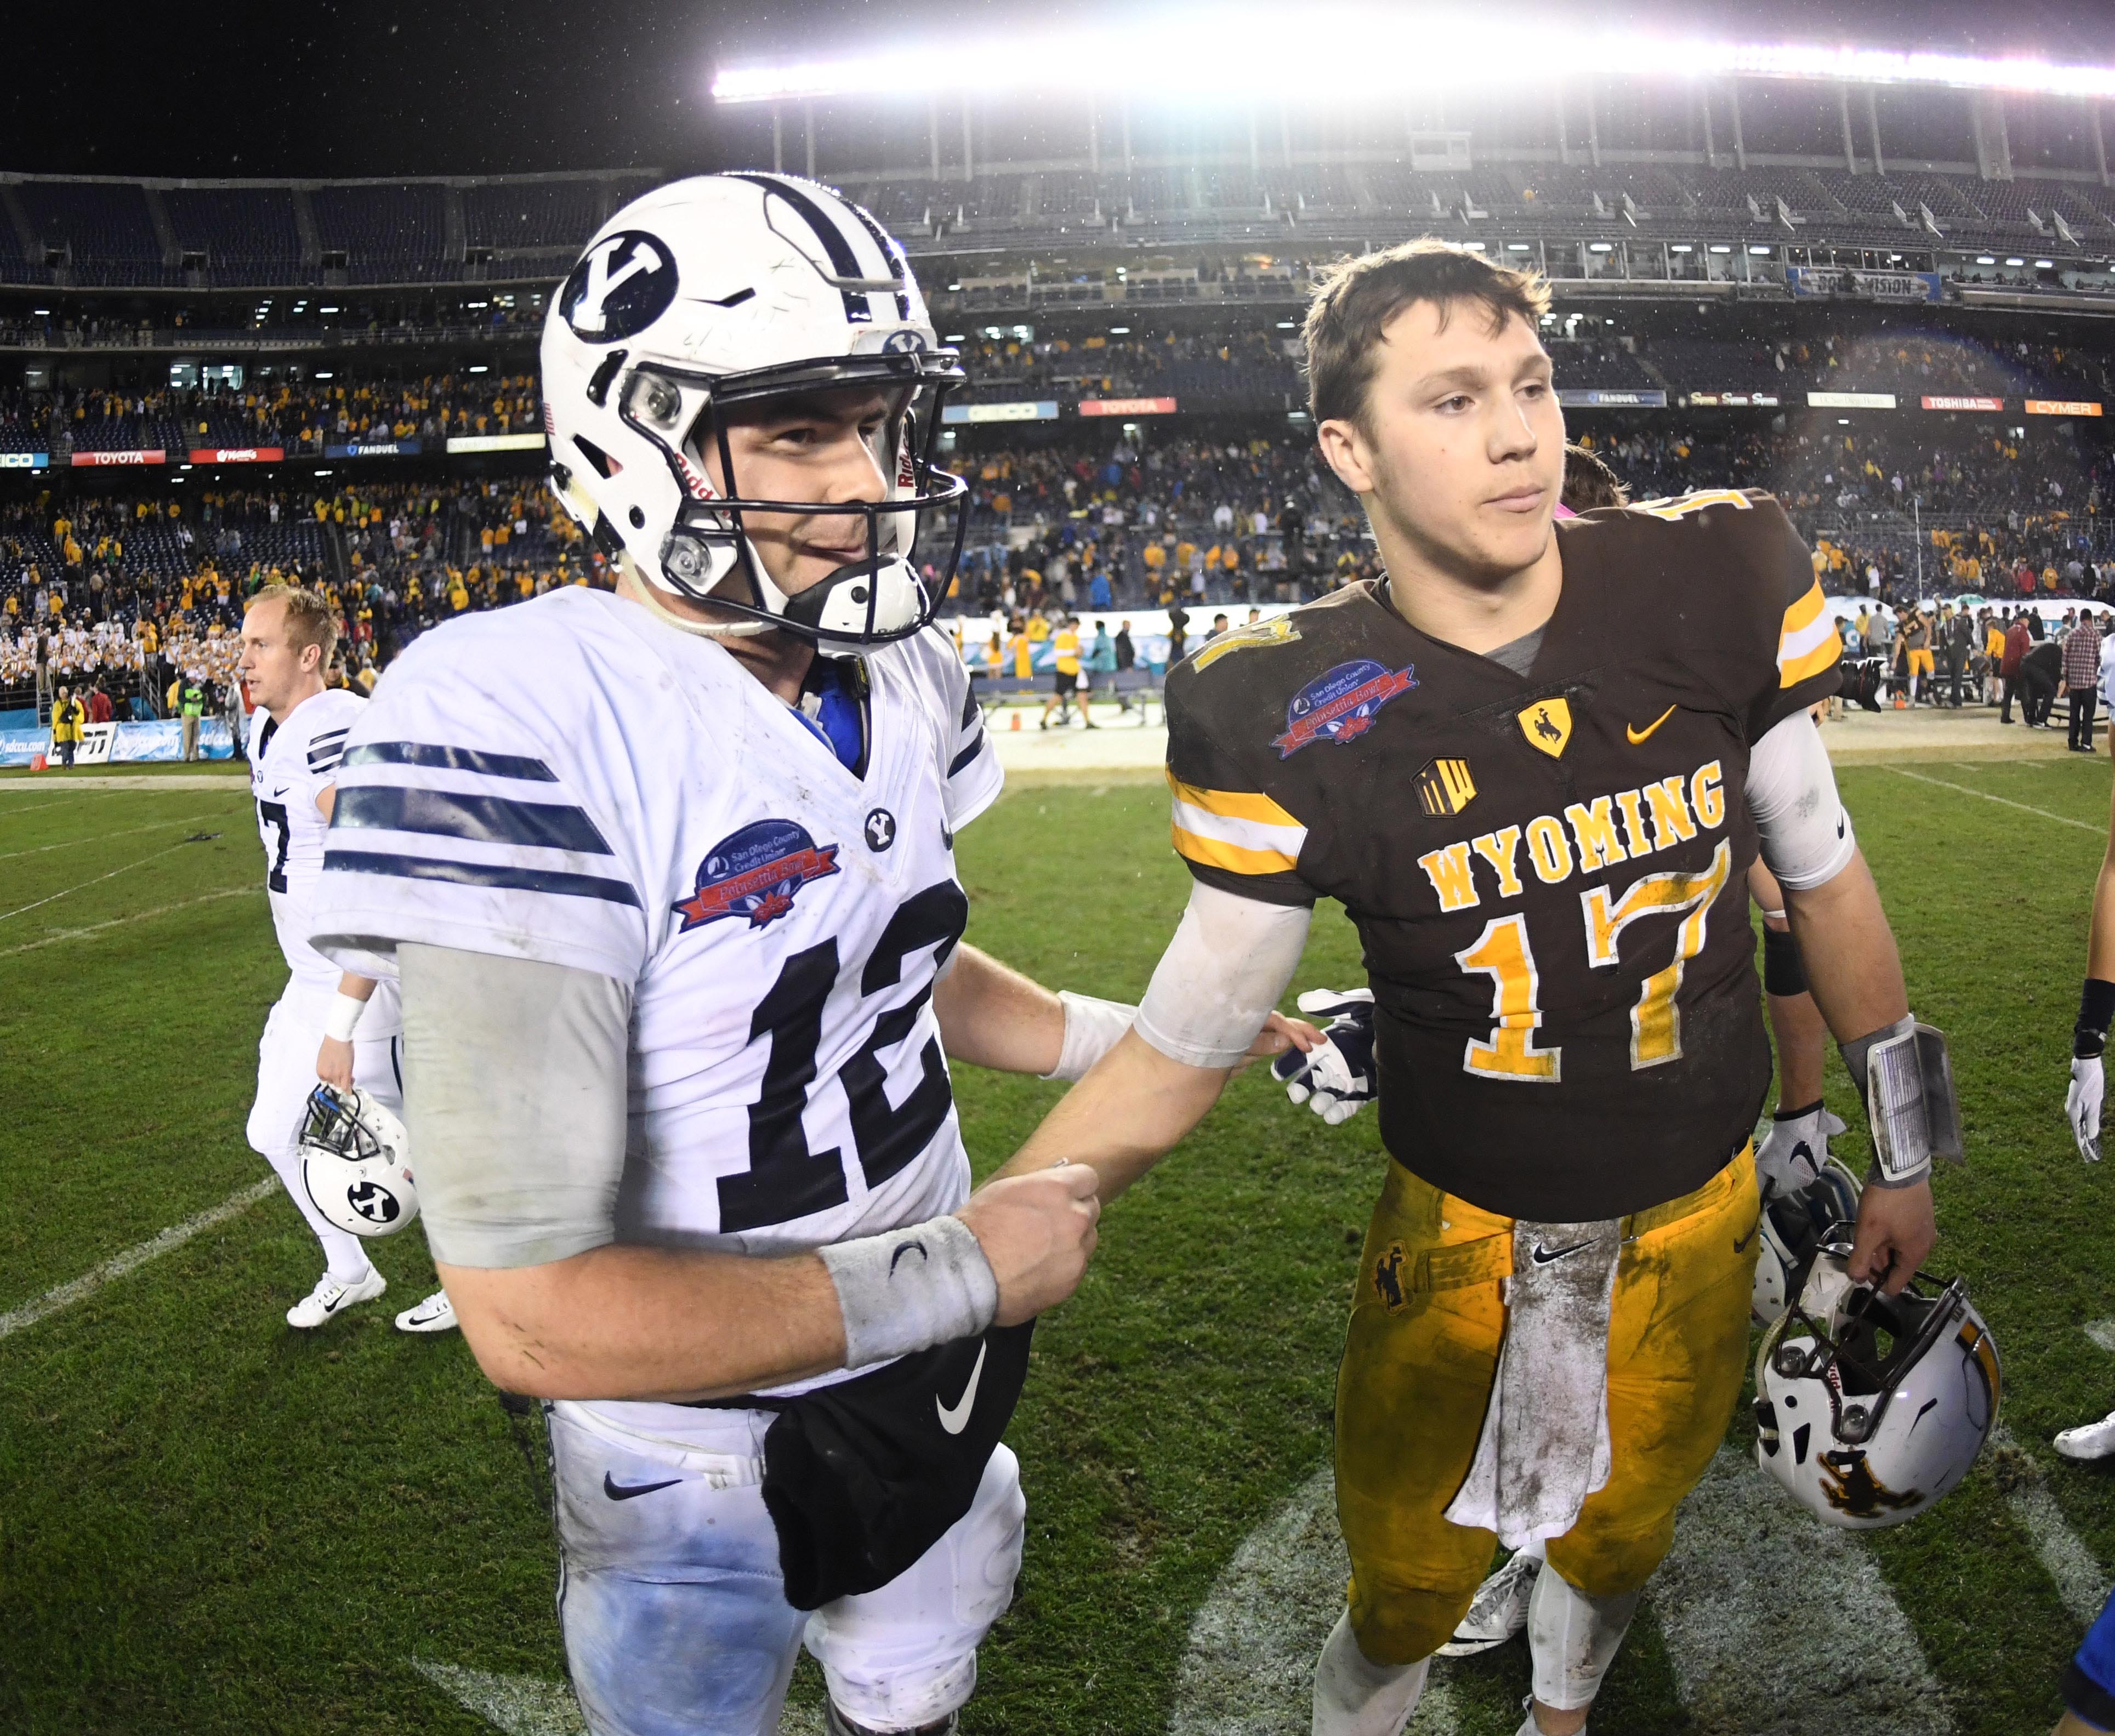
top-left (960, 685), bottom-right (979, 728)
top-left (323, 849), bottom-right (641, 907)
top-left (341, 742), bottom-right (559, 781)
top-left (334, 784), bottom-right (615, 855)
top-left (948, 732), bottom-right (986, 777)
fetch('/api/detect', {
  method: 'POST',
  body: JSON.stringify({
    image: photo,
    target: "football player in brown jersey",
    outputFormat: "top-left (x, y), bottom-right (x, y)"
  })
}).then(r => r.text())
top-left (994, 240), bottom-right (1948, 1736)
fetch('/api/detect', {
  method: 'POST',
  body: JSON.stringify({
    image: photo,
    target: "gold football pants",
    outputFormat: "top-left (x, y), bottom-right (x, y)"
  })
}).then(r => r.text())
top-left (1335, 1147), bottom-right (1761, 1665)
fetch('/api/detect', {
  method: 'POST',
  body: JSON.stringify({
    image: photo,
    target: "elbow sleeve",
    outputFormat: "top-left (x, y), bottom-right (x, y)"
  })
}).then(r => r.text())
top-left (1747, 713), bottom-right (1857, 892)
top-left (399, 943), bottom-right (632, 1269)
top-left (1135, 881), bottom-right (1311, 1069)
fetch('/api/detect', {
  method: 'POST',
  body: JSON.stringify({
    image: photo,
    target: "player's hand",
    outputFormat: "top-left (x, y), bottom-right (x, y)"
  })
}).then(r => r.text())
top-left (316, 1035), bottom-right (355, 1092)
top-left (2069, 1057), bottom-right (2105, 1163)
top-left (1847, 1177), bottom-right (1936, 1297)
top-left (1231, 1010), bottom-right (1323, 1075)
top-left (1754, 1102), bottom-right (1848, 1199)
top-left (1271, 988), bottom-right (1376, 1124)
top-left (956, 1163), bottom-right (1102, 1327)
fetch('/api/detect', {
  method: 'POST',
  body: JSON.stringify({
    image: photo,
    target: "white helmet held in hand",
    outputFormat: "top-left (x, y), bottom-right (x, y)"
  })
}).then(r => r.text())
top-left (1750, 1157), bottom-right (1863, 1327)
top-left (539, 172), bottom-right (968, 644)
top-left (1754, 1242), bottom-right (1999, 1529)
top-left (299, 1084), bottom-right (418, 1238)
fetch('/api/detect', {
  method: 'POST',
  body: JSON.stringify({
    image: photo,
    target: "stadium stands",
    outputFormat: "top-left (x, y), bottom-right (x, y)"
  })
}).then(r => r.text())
top-left (311, 182), bottom-right (451, 283)
top-left (162, 186), bottom-right (305, 279)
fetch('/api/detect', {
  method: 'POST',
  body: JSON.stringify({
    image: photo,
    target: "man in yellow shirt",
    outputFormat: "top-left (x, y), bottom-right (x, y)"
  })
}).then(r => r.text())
top-left (1041, 614), bottom-right (1084, 730)
top-left (48, 685), bottom-right (86, 768)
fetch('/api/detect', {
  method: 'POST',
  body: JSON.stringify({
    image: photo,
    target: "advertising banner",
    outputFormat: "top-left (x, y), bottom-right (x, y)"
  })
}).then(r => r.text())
top-left (325, 439), bottom-right (423, 458)
top-left (70, 449), bottom-right (167, 467)
top-left (187, 446), bottom-right (286, 464)
top-left (941, 400), bottom-right (1061, 425)
top-left (1786, 267), bottom-right (1944, 303)
top-left (2026, 399), bottom-right (2104, 417)
top-left (1555, 389), bottom-right (1667, 408)
top-left (1921, 396), bottom-right (2004, 412)
top-left (1688, 391), bottom-right (1779, 407)
top-left (1807, 392), bottom-right (1897, 409)
top-left (445, 432), bottom-right (547, 453)
top-left (0, 720), bottom-right (235, 767)
top-left (0, 452), bottom-right (49, 470)
top-left (1078, 397), bottom-right (1178, 417)
top-left (76, 722), bottom-right (118, 766)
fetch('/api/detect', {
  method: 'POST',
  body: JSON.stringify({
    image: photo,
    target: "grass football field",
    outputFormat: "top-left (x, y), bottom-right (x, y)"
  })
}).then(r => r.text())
top-left (4, 755), bottom-right (2115, 1735)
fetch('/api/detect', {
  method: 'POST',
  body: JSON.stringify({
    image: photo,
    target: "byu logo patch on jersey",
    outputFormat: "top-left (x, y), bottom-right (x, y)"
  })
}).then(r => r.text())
top-left (865, 808), bottom-right (897, 851)
top-left (562, 231), bottom-right (679, 342)
top-left (674, 818), bottom-right (842, 932)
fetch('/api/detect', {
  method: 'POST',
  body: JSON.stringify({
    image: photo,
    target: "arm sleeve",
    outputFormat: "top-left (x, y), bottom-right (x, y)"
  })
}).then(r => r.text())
top-left (398, 942), bottom-right (632, 1269)
top-left (308, 636), bottom-right (650, 984)
top-left (1746, 712), bottom-right (1857, 891)
top-left (1134, 881), bottom-right (1312, 1068)
top-left (1163, 668), bottom-right (1316, 909)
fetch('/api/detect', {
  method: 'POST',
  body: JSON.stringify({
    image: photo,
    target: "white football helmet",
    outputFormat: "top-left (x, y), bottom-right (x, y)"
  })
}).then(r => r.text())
top-left (1750, 1157), bottom-right (1863, 1327)
top-left (1754, 1243), bottom-right (2000, 1529)
top-left (299, 1084), bottom-right (418, 1238)
top-left (539, 172), bottom-right (967, 644)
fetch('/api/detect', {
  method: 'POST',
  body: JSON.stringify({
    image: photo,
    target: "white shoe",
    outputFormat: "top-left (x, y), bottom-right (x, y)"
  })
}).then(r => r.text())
top-left (1438, 1544), bottom-right (1543, 1657)
top-left (395, 1289), bottom-right (458, 1334)
top-left (286, 1267), bottom-right (386, 1329)
top-left (2055, 1409), bottom-right (2115, 1460)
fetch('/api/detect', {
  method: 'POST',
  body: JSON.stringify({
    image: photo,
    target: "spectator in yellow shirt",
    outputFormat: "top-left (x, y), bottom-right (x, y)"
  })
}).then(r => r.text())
top-left (1041, 616), bottom-right (1084, 730)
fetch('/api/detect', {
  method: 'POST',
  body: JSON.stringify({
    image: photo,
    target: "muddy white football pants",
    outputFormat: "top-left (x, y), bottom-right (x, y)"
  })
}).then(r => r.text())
top-left (247, 983), bottom-right (402, 1282)
top-left (547, 1402), bottom-right (1025, 1736)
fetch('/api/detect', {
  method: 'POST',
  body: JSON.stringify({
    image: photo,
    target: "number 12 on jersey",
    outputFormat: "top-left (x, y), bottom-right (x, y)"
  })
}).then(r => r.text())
top-left (1453, 839), bottom-right (1732, 1082)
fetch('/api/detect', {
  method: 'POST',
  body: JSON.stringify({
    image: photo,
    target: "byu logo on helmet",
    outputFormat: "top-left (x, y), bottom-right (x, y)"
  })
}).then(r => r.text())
top-left (346, 1180), bottom-right (402, 1225)
top-left (882, 328), bottom-right (928, 354)
top-left (562, 231), bottom-right (679, 343)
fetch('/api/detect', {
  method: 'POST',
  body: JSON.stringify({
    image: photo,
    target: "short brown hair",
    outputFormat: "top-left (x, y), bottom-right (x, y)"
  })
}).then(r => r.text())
top-left (1303, 238), bottom-right (1551, 431)
top-left (246, 582), bottom-right (340, 665)
top-left (1561, 442), bottom-right (1630, 512)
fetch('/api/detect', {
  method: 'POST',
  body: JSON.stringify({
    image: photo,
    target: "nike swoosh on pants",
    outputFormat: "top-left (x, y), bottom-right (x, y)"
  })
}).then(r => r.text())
top-left (936, 1341), bottom-right (988, 1436)
top-left (603, 1472), bottom-right (681, 1501)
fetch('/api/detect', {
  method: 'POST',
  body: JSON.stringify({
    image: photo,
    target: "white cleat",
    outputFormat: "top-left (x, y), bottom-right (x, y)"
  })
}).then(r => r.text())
top-left (1438, 1543), bottom-right (1544, 1657)
top-left (395, 1289), bottom-right (458, 1334)
top-left (2055, 1409), bottom-right (2115, 1461)
top-left (286, 1267), bottom-right (386, 1330)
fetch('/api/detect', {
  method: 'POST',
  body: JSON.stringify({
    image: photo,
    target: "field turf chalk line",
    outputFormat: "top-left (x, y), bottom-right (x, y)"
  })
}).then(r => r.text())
top-left (408, 1658), bottom-right (825, 1734)
top-left (0, 884), bottom-right (259, 957)
top-left (1989, 1425), bottom-right (2111, 1629)
top-left (0, 837), bottom-right (205, 924)
top-left (0, 1176), bottom-right (280, 1342)
top-left (0, 811), bottom-right (226, 863)
top-left (1885, 767), bottom-right (2103, 835)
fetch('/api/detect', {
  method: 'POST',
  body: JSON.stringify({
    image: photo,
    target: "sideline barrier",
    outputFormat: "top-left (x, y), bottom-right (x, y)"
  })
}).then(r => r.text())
top-left (0, 719), bottom-right (234, 768)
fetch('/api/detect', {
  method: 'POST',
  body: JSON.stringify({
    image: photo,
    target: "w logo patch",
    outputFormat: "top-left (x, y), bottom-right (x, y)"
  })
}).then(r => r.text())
top-left (562, 231), bottom-right (678, 343)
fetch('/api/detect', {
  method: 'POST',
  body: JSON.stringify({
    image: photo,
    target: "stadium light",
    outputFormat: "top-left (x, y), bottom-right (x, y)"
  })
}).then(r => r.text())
top-left (710, 9), bottom-right (2115, 104)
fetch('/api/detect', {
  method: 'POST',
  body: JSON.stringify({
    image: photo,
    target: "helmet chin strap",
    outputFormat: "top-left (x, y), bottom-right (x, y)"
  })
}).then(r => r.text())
top-left (617, 554), bottom-right (775, 640)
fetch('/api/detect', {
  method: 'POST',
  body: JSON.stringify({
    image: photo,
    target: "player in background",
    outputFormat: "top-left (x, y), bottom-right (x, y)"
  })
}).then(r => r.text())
top-left (2057, 766), bottom-right (2115, 1456)
top-left (309, 175), bottom-right (1298, 1736)
top-left (992, 241), bottom-right (1941, 1736)
top-left (236, 584), bottom-right (452, 1334)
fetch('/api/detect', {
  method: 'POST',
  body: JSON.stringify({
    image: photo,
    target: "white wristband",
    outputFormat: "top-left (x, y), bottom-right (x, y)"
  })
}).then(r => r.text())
top-left (1042, 991), bottom-right (1138, 1083)
top-left (323, 992), bottom-right (367, 1043)
top-left (817, 1214), bottom-right (1000, 1369)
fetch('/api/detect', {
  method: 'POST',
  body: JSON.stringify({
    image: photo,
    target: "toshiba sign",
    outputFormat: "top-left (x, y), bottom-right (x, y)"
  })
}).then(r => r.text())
top-left (70, 449), bottom-right (166, 467)
top-left (188, 447), bottom-right (285, 464)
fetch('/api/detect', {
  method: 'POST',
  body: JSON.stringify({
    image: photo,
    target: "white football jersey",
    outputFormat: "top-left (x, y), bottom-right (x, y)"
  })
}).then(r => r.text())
top-left (309, 588), bottom-right (1001, 1413)
top-left (249, 690), bottom-right (400, 1031)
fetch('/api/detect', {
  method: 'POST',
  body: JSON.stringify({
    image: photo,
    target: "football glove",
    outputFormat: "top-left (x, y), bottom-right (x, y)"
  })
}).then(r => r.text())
top-left (1754, 1100), bottom-right (1849, 1200)
top-left (2069, 1056), bottom-right (2104, 1163)
top-left (1272, 988), bottom-right (1376, 1125)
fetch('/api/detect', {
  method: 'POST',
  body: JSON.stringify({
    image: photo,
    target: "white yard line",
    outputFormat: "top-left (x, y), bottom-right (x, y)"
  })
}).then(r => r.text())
top-left (1168, 1461), bottom-right (1463, 1735)
top-left (2086, 1318), bottom-right (2115, 1355)
top-left (407, 1659), bottom-right (825, 1736)
top-left (1989, 1425), bottom-right (2111, 1629)
top-left (0, 838), bottom-right (204, 924)
top-left (0, 884), bottom-right (259, 958)
top-left (0, 1176), bottom-right (279, 1342)
top-left (0, 792), bottom-right (135, 816)
top-left (0, 812), bottom-right (225, 864)
top-left (1653, 1446), bottom-right (1952, 1735)
top-left (1886, 766), bottom-right (2104, 835)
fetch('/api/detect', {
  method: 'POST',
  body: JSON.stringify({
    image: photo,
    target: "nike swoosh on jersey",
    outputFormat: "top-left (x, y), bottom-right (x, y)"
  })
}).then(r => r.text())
top-left (936, 1341), bottom-right (988, 1436)
top-left (1733, 1222), bottom-right (1760, 1255)
top-left (1530, 1239), bottom-right (1595, 1266)
top-left (603, 1473), bottom-right (681, 1501)
top-left (1625, 705), bottom-right (1678, 745)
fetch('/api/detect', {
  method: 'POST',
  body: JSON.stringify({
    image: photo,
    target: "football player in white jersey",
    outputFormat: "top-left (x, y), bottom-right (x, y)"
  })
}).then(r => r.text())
top-left (237, 584), bottom-right (451, 1335)
top-left (309, 175), bottom-right (1299, 1736)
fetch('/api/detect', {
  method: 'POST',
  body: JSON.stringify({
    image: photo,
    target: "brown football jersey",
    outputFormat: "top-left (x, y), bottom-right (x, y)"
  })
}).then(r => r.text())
top-left (1165, 490), bottom-right (1843, 1221)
